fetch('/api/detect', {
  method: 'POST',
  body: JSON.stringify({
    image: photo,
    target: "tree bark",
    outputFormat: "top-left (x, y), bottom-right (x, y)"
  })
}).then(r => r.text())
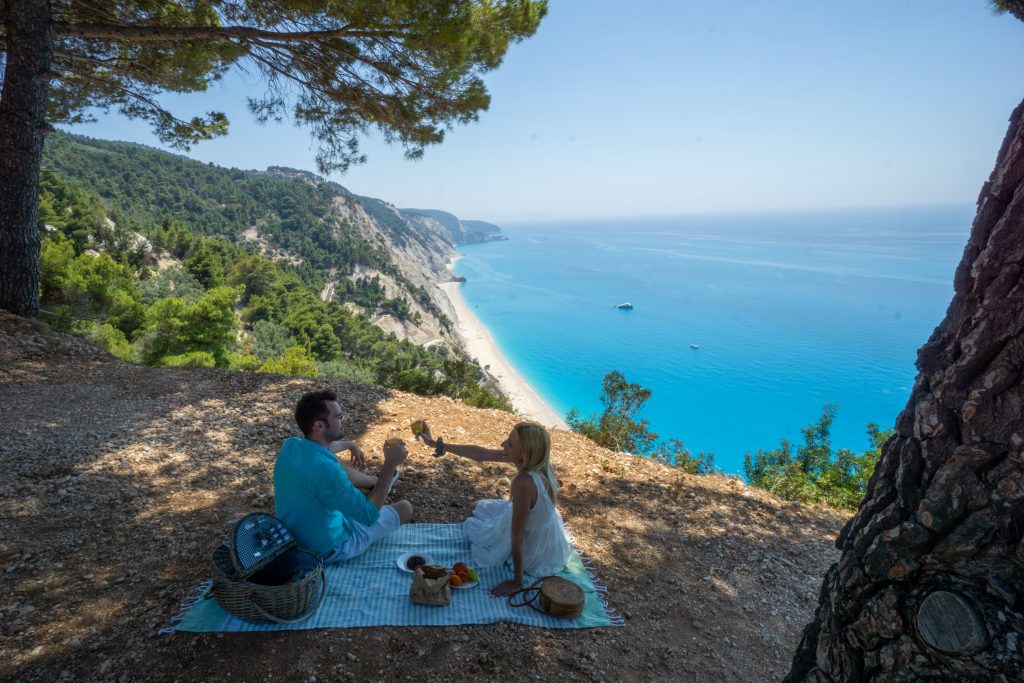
top-left (785, 100), bottom-right (1024, 681)
top-left (0, 0), bottom-right (53, 317)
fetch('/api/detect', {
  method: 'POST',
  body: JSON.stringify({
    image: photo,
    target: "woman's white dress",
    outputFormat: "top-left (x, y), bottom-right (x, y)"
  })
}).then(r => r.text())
top-left (462, 469), bottom-right (571, 576)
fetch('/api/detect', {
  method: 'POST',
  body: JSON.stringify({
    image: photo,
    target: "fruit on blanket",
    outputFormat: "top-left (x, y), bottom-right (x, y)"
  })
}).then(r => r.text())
top-left (453, 561), bottom-right (468, 573)
top-left (449, 574), bottom-right (463, 587)
top-left (456, 570), bottom-right (469, 582)
top-left (466, 568), bottom-right (478, 582)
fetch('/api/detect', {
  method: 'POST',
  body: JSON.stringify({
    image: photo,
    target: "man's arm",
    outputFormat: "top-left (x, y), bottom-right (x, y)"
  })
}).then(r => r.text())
top-left (364, 440), bottom-right (408, 510)
top-left (316, 459), bottom-right (380, 527)
top-left (329, 439), bottom-right (365, 468)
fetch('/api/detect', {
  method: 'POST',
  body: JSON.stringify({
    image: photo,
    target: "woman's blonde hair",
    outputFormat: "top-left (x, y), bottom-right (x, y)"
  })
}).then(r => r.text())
top-left (514, 422), bottom-right (559, 505)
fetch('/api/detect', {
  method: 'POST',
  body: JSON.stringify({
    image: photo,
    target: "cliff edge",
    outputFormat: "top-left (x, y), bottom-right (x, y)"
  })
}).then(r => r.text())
top-left (0, 312), bottom-right (846, 682)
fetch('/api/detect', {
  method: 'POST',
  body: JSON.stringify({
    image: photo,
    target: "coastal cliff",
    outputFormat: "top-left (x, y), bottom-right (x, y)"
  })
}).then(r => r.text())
top-left (42, 133), bottom-right (494, 353)
top-left (400, 208), bottom-right (508, 245)
top-left (0, 311), bottom-right (845, 682)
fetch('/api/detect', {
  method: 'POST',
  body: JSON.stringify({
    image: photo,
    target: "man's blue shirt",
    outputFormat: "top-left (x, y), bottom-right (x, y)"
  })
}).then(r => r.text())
top-left (273, 437), bottom-right (380, 554)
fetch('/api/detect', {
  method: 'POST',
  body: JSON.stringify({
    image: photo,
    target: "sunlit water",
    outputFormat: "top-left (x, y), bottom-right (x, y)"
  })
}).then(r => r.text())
top-left (453, 206), bottom-right (972, 475)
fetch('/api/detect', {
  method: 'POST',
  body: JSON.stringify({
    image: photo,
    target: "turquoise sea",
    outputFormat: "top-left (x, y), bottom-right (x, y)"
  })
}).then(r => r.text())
top-left (452, 206), bottom-right (973, 475)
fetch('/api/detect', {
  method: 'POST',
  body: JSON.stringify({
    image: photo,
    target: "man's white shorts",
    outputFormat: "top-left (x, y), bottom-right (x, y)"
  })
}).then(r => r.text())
top-left (323, 505), bottom-right (401, 564)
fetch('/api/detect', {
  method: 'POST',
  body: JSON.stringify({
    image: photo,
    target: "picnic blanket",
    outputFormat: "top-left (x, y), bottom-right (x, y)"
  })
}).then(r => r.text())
top-left (166, 523), bottom-right (622, 633)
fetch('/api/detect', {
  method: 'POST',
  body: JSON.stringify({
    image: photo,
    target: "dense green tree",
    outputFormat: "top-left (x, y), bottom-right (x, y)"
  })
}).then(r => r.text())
top-left (139, 266), bottom-right (205, 305)
top-left (137, 285), bottom-right (240, 366)
top-left (567, 371), bottom-right (658, 454)
top-left (744, 405), bottom-right (891, 510)
top-left (39, 232), bottom-right (144, 333)
top-left (248, 319), bottom-right (296, 361)
top-left (228, 254), bottom-right (279, 303)
top-left (1, 0), bottom-right (547, 316)
top-left (183, 238), bottom-right (230, 288)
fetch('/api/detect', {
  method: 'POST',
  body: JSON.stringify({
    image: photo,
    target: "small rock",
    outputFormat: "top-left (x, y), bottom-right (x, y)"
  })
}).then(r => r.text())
top-left (346, 652), bottom-right (356, 662)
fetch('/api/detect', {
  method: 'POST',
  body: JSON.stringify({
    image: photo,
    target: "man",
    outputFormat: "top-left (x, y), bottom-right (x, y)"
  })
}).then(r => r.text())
top-left (274, 389), bottom-right (413, 562)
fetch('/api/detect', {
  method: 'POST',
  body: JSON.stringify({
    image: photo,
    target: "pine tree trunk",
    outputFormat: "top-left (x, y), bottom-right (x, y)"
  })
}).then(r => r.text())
top-left (784, 100), bottom-right (1024, 681)
top-left (0, 0), bottom-right (53, 317)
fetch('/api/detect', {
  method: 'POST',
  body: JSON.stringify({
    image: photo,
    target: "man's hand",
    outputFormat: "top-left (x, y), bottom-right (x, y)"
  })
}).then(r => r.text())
top-left (348, 444), bottom-right (365, 469)
top-left (382, 440), bottom-right (409, 469)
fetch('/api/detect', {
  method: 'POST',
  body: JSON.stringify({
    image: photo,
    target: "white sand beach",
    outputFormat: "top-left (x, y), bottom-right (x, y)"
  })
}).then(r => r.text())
top-left (440, 259), bottom-right (566, 430)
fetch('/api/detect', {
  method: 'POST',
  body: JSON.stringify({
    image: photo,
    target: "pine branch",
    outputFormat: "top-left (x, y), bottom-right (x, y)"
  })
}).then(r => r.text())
top-left (52, 21), bottom-right (412, 44)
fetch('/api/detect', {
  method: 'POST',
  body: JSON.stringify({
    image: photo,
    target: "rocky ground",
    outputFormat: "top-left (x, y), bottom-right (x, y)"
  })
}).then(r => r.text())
top-left (0, 311), bottom-right (848, 682)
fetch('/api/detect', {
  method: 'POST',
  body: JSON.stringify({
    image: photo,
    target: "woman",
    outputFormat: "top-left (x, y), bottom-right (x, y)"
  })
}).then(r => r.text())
top-left (419, 421), bottom-right (571, 596)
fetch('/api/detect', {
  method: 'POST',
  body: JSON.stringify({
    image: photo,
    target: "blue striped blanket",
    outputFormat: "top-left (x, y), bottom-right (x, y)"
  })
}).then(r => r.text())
top-left (168, 523), bottom-right (619, 632)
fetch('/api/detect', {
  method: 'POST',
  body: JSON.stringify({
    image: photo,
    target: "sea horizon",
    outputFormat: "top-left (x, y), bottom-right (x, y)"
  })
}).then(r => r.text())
top-left (452, 204), bottom-right (973, 475)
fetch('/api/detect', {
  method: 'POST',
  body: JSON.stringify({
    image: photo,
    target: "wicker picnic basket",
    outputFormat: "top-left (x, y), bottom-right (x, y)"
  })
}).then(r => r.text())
top-left (209, 513), bottom-right (325, 624)
top-left (508, 576), bottom-right (585, 618)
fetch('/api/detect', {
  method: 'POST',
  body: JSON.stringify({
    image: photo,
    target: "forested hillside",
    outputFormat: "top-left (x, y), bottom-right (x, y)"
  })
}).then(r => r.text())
top-left (36, 132), bottom-right (509, 409)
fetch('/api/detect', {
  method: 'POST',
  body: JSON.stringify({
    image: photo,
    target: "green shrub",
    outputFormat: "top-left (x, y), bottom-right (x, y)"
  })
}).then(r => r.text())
top-left (159, 351), bottom-right (216, 368)
top-left (744, 405), bottom-right (891, 510)
top-left (316, 359), bottom-right (376, 383)
top-left (226, 351), bottom-right (264, 372)
top-left (567, 371), bottom-right (658, 454)
top-left (651, 438), bottom-right (715, 475)
top-left (87, 323), bottom-right (134, 361)
top-left (259, 345), bottom-right (318, 377)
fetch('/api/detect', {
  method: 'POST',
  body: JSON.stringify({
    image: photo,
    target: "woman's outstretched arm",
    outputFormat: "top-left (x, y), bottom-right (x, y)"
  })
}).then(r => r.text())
top-left (419, 423), bottom-right (516, 463)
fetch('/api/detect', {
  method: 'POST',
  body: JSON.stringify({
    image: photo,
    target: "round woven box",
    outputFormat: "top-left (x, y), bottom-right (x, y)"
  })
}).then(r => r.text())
top-left (538, 576), bottom-right (584, 618)
top-left (211, 544), bottom-right (324, 624)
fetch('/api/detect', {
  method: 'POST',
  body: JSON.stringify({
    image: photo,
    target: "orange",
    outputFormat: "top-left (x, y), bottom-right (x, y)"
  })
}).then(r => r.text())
top-left (453, 562), bottom-right (468, 573)
top-left (457, 570), bottom-right (469, 582)
top-left (449, 574), bottom-right (463, 587)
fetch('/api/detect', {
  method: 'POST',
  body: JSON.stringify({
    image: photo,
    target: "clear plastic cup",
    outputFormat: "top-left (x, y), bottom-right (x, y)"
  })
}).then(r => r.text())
top-left (410, 419), bottom-right (426, 436)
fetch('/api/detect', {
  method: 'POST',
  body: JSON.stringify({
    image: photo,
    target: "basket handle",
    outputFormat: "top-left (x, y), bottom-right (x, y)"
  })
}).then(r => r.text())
top-left (506, 576), bottom-right (552, 615)
top-left (248, 572), bottom-right (327, 625)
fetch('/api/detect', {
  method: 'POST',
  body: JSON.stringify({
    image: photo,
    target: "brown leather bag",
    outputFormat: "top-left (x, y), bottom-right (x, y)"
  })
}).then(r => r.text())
top-left (409, 565), bottom-right (451, 606)
top-left (507, 576), bottom-right (584, 618)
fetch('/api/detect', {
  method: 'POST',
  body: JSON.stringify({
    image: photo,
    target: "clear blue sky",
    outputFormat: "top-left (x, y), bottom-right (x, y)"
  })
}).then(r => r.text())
top-left (65, 1), bottom-right (1024, 223)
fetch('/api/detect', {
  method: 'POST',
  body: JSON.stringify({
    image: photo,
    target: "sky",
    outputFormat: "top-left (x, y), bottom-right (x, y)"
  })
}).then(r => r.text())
top-left (64, 1), bottom-right (1024, 223)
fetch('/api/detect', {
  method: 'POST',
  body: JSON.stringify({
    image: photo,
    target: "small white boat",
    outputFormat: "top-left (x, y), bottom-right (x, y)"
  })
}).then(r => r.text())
top-left (690, 343), bottom-right (700, 349)
top-left (616, 302), bottom-right (633, 309)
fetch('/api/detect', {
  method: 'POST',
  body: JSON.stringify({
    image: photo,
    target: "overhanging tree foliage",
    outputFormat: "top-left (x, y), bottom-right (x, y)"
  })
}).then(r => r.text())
top-left (786, 3), bottom-right (1024, 679)
top-left (0, 0), bottom-right (546, 316)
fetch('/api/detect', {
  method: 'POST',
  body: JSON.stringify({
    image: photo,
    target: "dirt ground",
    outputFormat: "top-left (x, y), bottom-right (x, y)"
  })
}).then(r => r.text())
top-left (0, 311), bottom-right (848, 682)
